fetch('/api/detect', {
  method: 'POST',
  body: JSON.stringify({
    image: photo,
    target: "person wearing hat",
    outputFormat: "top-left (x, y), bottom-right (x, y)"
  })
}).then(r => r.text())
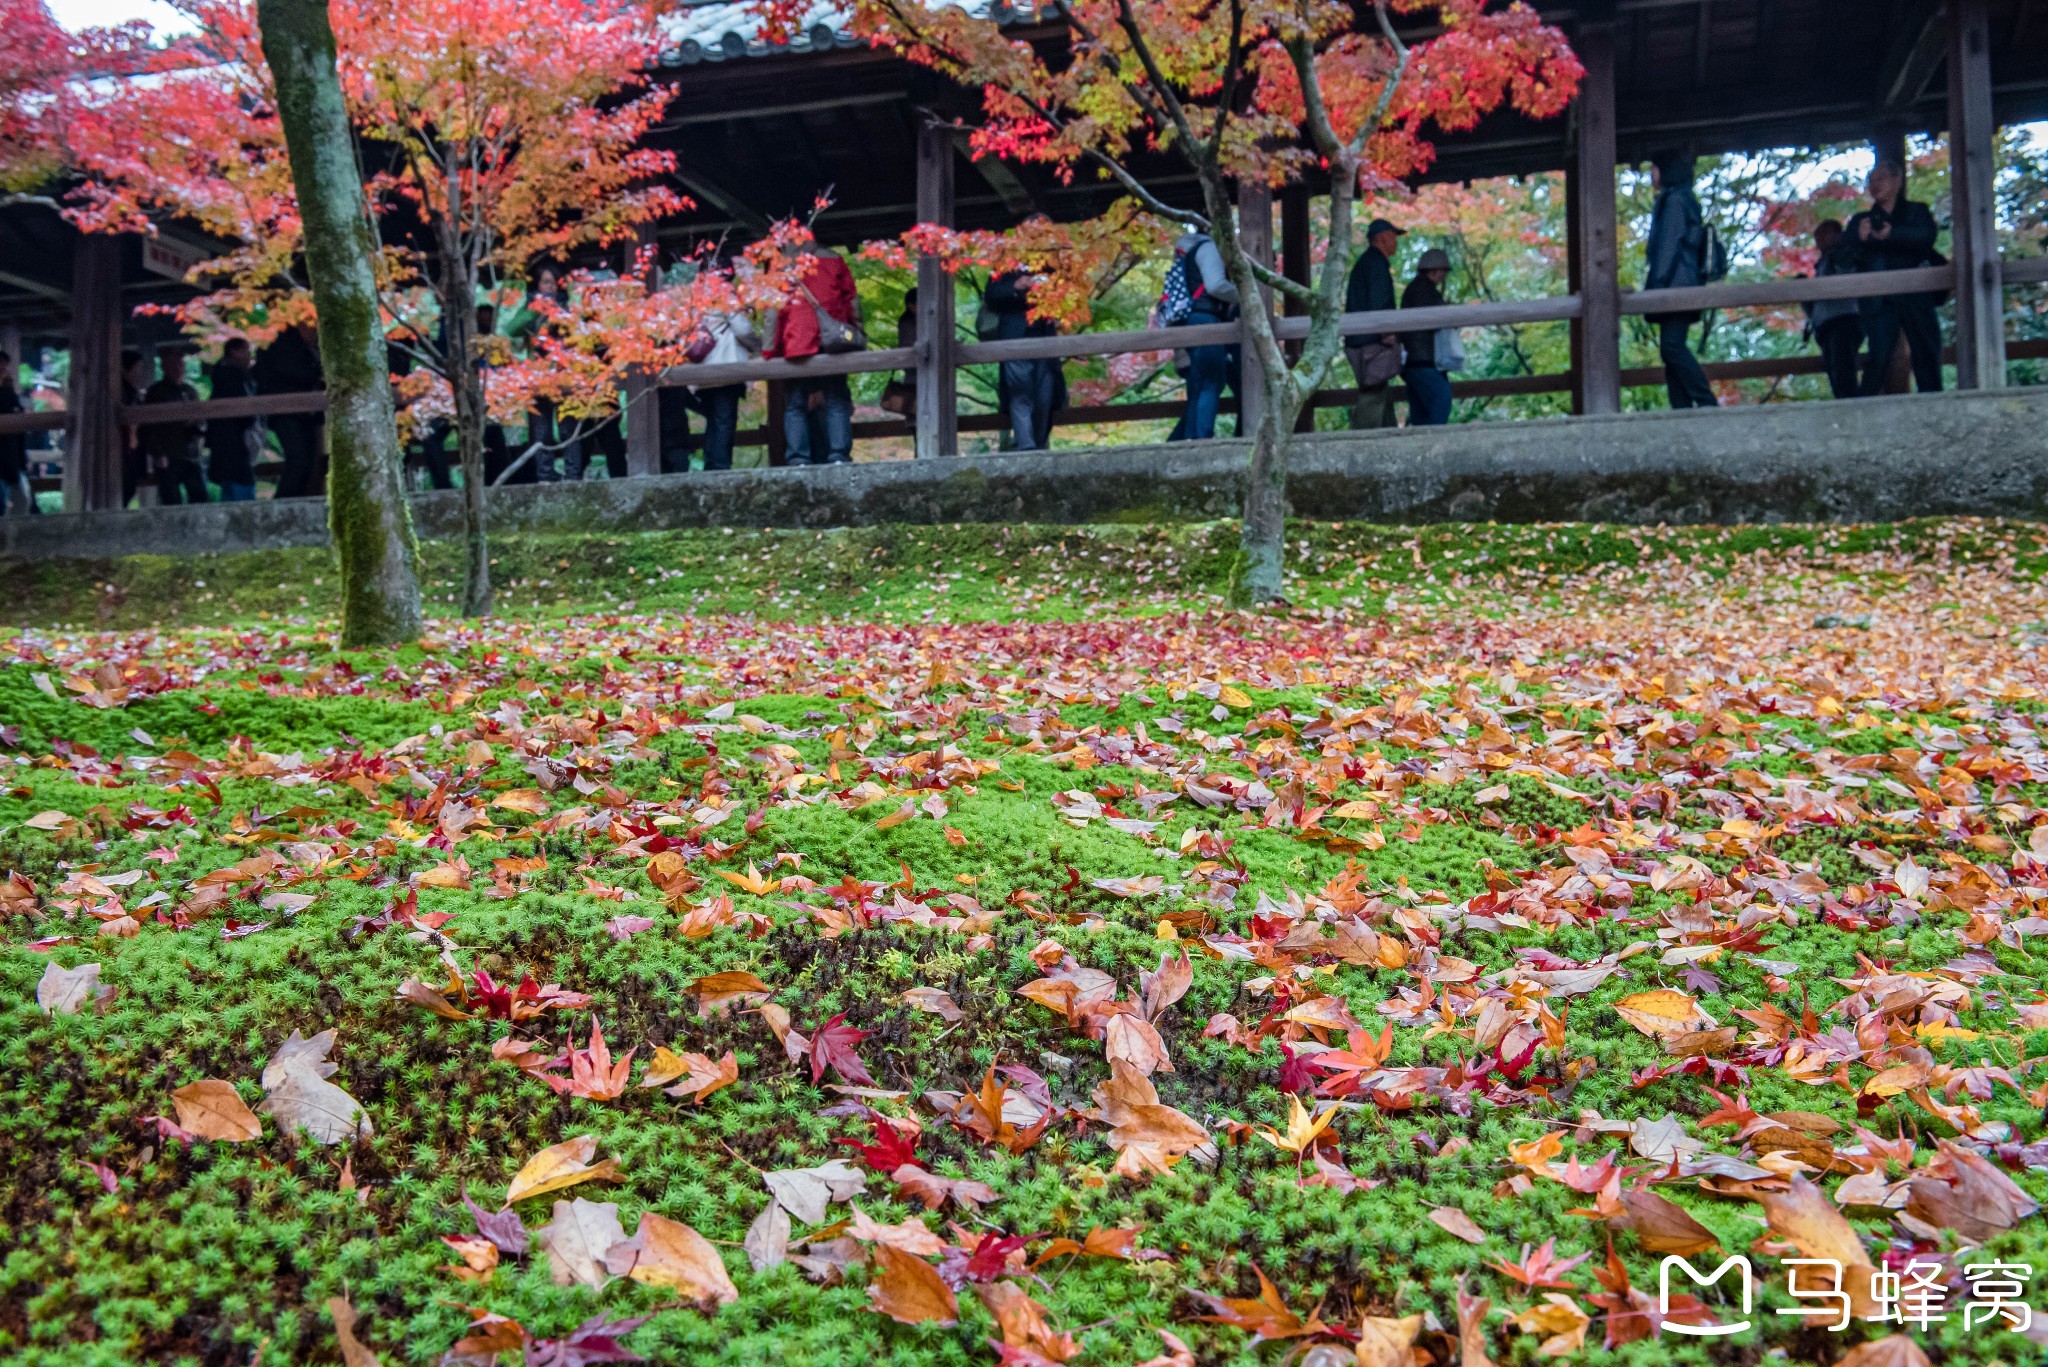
top-left (1344, 217), bottom-right (1404, 429)
top-left (1398, 247), bottom-right (1455, 427)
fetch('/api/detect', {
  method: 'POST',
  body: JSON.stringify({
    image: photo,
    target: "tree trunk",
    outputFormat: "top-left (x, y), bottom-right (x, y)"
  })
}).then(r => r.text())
top-left (1237, 379), bottom-right (1295, 604)
top-left (455, 356), bottom-right (491, 616)
top-left (257, 0), bottom-right (421, 646)
top-left (436, 244), bottom-right (492, 618)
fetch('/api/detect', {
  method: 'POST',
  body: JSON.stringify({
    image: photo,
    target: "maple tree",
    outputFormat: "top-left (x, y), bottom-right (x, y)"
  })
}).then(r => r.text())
top-left (62, 0), bottom-right (816, 618)
top-left (818, 0), bottom-right (1580, 602)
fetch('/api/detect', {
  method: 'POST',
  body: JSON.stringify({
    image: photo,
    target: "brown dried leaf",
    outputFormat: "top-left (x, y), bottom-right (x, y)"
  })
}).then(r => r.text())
top-left (865, 1244), bottom-right (957, 1325)
top-left (170, 1079), bottom-right (262, 1143)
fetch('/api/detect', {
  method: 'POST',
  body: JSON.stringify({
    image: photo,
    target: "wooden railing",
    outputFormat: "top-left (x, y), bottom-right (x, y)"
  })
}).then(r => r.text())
top-left (6, 257), bottom-right (2046, 458)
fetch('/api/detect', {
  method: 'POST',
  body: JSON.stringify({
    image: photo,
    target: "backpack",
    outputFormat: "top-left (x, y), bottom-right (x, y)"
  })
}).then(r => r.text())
top-left (1699, 220), bottom-right (1729, 284)
top-left (1156, 241), bottom-right (1206, 326)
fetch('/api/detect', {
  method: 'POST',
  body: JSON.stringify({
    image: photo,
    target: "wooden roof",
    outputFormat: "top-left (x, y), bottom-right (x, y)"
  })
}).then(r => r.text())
top-left (645, 0), bottom-right (2048, 245)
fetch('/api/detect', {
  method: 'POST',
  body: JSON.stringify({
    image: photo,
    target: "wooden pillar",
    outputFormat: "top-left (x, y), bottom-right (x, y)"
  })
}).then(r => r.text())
top-left (1948, 0), bottom-right (2004, 389)
top-left (66, 232), bottom-right (123, 512)
top-left (1281, 185), bottom-right (1314, 431)
top-left (913, 120), bottom-right (957, 459)
top-left (1568, 15), bottom-right (1621, 416)
top-left (764, 380), bottom-right (787, 467)
top-left (1236, 179), bottom-right (1273, 436)
top-left (623, 227), bottom-right (661, 476)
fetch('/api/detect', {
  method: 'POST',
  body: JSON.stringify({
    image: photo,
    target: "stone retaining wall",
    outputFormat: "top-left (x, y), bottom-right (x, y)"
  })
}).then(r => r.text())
top-left (5, 388), bottom-right (2044, 561)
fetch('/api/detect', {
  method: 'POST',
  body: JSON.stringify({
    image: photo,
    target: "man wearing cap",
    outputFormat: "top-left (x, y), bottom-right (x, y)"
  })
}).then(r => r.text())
top-left (1344, 218), bottom-right (1404, 429)
top-left (1398, 248), bottom-right (1455, 426)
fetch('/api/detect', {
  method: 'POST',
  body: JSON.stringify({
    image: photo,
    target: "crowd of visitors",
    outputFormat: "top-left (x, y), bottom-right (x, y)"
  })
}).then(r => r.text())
top-left (25, 152), bottom-right (1966, 509)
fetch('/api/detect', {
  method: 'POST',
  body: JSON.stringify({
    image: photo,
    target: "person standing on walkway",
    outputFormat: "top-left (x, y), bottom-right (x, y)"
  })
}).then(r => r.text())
top-left (119, 349), bottom-right (149, 506)
top-left (1344, 218), bottom-right (1404, 429)
top-left (689, 310), bottom-right (757, 471)
top-left (205, 338), bottom-right (260, 500)
top-left (1844, 158), bottom-right (1943, 396)
top-left (1644, 152), bottom-right (1718, 409)
top-left (254, 322), bottom-right (326, 497)
top-left (1161, 227), bottom-right (1239, 441)
top-left (141, 345), bottom-right (209, 505)
top-left (0, 350), bottom-right (29, 515)
top-left (766, 243), bottom-right (860, 465)
top-left (985, 263), bottom-right (1065, 451)
top-left (1398, 248), bottom-right (1455, 427)
top-left (1803, 219), bottom-right (1864, 400)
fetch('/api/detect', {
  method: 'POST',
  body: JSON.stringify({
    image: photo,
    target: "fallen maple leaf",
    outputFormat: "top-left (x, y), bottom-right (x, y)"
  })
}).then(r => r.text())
top-left (901, 986), bottom-right (962, 1021)
top-left (1756, 1176), bottom-right (1879, 1318)
top-left (170, 1079), bottom-right (262, 1142)
top-left (979, 1279), bottom-right (1078, 1363)
top-left (691, 970), bottom-right (772, 1016)
top-left (603, 1211), bottom-right (739, 1307)
top-left (1836, 1337), bottom-right (1934, 1367)
top-left (1506, 1294), bottom-right (1591, 1357)
top-left (1612, 989), bottom-right (1710, 1040)
top-left (1485, 1238), bottom-right (1592, 1290)
top-left (1086, 1060), bottom-right (1211, 1177)
top-left (1255, 1093), bottom-right (1337, 1157)
top-left (36, 960), bottom-right (102, 1016)
top-left (505, 1135), bottom-right (623, 1205)
top-left (329, 1293), bottom-right (383, 1367)
top-left (1606, 1188), bottom-right (1718, 1256)
top-left (566, 1018), bottom-right (635, 1101)
top-left (807, 1014), bottom-right (874, 1087)
top-left (1188, 1265), bottom-right (1322, 1342)
top-left (1429, 1207), bottom-right (1488, 1245)
top-left (866, 1243), bottom-right (958, 1325)
top-left (537, 1197), bottom-right (627, 1290)
top-left (656, 1049), bottom-right (739, 1104)
top-left (259, 1030), bottom-right (371, 1145)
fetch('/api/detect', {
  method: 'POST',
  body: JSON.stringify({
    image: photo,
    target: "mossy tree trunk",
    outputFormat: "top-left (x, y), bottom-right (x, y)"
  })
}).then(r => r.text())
top-left (257, 0), bottom-right (422, 645)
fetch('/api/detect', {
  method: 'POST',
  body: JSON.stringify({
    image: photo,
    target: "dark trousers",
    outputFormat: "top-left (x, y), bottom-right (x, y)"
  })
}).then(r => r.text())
top-left (784, 376), bottom-right (852, 465)
top-left (1000, 359), bottom-right (1057, 451)
top-left (272, 414), bottom-right (326, 498)
top-left (1815, 316), bottom-right (1864, 400)
top-left (1858, 298), bottom-right (1943, 396)
top-left (697, 385), bottom-right (741, 471)
top-left (157, 457), bottom-right (209, 505)
top-left (1657, 316), bottom-right (1717, 409)
top-left (1171, 345), bottom-right (1232, 441)
top-left (582, 419), bottom-right (627, 479)
top-left (659, 387), bottom-right (695, 474)
top-left (1401, 364), bottom-right (1452, 426)
top-left (420, 421), bottom-right (455, 490)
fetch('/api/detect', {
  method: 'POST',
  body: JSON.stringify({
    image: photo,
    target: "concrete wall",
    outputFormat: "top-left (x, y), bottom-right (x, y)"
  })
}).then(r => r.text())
top-left (5, 387), bottom-right (2045, 561)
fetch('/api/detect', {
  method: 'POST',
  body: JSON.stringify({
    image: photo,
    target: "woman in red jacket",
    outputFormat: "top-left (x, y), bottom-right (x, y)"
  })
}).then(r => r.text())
top-left (767, 244), bottom-right (861, 465)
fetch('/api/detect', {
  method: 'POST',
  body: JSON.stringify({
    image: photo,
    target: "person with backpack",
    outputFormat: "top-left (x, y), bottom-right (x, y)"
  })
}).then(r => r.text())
top-left (1643, 152), bottom-right (1720, 410)
top-left (1842, 158), bottom-right (1943, 396)
top-left (1158, 228), bottom-right (1239, 441)
top-left (1345, 218), bottom-right (1404, 428)
top-left (1397, 248), bottom-right (1456, 427)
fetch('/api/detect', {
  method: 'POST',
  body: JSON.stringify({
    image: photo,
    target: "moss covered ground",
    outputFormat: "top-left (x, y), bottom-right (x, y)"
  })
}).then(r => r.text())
top-left (4, 516), bottom-right (2048, 1367)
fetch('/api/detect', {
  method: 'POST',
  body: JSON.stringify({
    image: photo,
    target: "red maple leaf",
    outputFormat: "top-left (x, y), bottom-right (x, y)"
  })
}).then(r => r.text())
top-left (835, 1115), bottom-right (919, 1173)
top-left (1485, 1238), bottom-right (1592, 1290)
top-left (808, 1014), bottom-right (874, 1087)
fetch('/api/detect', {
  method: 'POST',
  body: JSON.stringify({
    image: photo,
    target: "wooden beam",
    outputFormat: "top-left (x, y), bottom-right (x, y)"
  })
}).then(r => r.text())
top-left (1948, 0), bottom-right (2005, 388)
top-left (1236, 179), bottom-right (1273, 436)
top-left (914, 120), bottom-right (958, 459)
top-left (65, 231), bottom-right (123, 512)
top-left (672, 169), bottom-right (771, 235)
top-left (1281, 184), bottom-right (1313, 430)
top-left (1691, 0), bottom-right (1712, 88)
top-left (1877, 0), bottom-right (1945, 110)
top-left (1569, 20), bottom-right (1621, 416)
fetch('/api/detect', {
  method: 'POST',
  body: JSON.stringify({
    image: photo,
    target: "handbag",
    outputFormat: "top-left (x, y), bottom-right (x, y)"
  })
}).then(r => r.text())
top-left (880, 380), bottom-right (915, 416)
top-left (1350, 340), bottom-right (1402, 387)
top-left (1434, 328), bottom-right (1466, 373)
top-left (800, 281), bottom-right (867, 355)
top-left (684, 330), bottom-right (716, 364)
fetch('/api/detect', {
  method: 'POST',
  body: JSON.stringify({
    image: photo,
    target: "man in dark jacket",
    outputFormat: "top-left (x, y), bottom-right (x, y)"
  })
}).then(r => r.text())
top-left (1643, 152), bottom-right (1718, 409)
top-left (985, 264), bottom-right (1065, 451)
top-left (1843, 158), bottom-right (1943, 396)
top-left (1802, 220), bottom-right (1863, 400)
top-left (1344, 218), bottom-right (1402, 428)
top-left (119, 349), bottom-right (149, 506)
top-left (1398, 248), bottom-right (1454, 426)
top-left (254, 323), bottom-right (326, 498)
top-left (206, 338), bottom-right (259, 499)
top-left (141, 345), bottom-right (208, 505)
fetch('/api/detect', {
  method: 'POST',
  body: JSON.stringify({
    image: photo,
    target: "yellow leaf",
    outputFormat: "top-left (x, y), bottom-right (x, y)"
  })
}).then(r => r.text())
top-left (1217, 685), bottom-right (1253, 708)
top-left (504, 1135), bottom-right (622, 1204)
top-left (491, 789), bottom-right (548, 815)
top-left (715, 862), bottom-right (781, 897)
top-left (1613, 989), bottom-right (1708, 1039)
top-left (1255, 1094), bottom-right (1336, 1156)
top-left (1913, 1020), bottom-right (1981, 1043)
